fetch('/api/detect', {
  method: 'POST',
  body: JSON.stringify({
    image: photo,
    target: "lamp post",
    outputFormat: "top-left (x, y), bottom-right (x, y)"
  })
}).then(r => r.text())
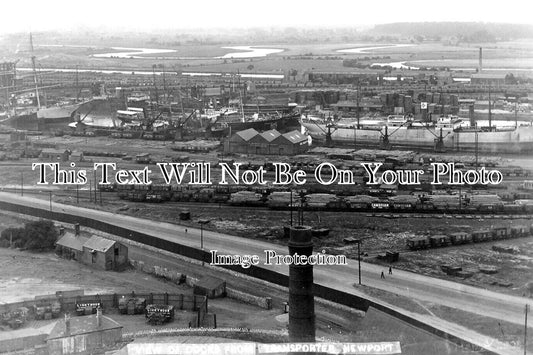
top-left (198, 219), bottom-right (210, 265)
top-left (355, 239), bottom-right (362, 285)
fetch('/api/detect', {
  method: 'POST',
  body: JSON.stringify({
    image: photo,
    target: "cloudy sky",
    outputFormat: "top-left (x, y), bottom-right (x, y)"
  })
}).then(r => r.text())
top-left (1, 0), bottom-right (532, 33)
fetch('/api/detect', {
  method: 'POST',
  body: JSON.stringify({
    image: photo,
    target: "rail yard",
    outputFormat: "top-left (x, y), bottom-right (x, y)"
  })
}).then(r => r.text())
top-left (1, 21), bottom-right (533, 355)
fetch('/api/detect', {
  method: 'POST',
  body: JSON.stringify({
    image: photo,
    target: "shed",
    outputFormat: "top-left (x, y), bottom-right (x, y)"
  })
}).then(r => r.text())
top-left (40, 149), bottom-right (70, 161)
top-left (271, 130), bottom-right (309, 155)
top-left (55, 233), bottom-right (89, 261)
top-left (69, 151), bottom-right (85, 162)
top-left (46, 312), bottom-right (122, 355)
top-left (225, 128), bottom-right (259, 154)
top-left (256, 129), bottom-right (281, 154)
top-left (81, 236), bottom-right (128, 271)
top-left (193, 276), bottom-right (226, 299)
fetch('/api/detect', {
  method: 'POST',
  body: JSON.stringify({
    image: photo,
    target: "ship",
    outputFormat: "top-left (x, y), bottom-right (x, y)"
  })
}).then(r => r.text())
top-left (301, 114), bottom-right (533, 154)
top-left (207, 111), bottom-right (301, 137)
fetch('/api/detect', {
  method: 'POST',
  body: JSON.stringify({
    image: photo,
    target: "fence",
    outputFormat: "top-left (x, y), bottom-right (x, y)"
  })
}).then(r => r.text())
top-left (0, 291), bottom-right (208, 328)
top-left (0, 200), bottom-right (500, 353)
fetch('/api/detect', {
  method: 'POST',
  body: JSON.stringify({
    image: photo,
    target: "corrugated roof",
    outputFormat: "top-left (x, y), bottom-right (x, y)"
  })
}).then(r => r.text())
top-left (83, 236), bottom-right (116, 253)
top-left (282, 130), bottom-right (307, 144)
top-left (259, 129), bottom-right (281, 142)
top-left (47, 314), bottom-right (122, 340)
top-left (235, 128), bottom-right (259, 142)
top-left (56, 233), bottom-right (88, 252)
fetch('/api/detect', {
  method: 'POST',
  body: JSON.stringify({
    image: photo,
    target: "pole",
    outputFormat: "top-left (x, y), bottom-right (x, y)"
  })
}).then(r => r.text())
top-left (49, 191), bottom-right (52, 211)
top-left (475, 132), bottom-right (479, 170)
top-left (525, 304), bottom-right (529, 355)
top-left (200, 224), bottom-right (203, 250)
top-left (76, 184), bottom-right (79, 204)
top-left (21, 172), bottom-right (23, 196)
top-left (358, 240), bottom-right (362, 285)
top-left (290, 188), bottom-right (293, 226)
top-left (94, 170), bottom-right (97, 204)
top-left (200, 223), bottom-right (204, 266)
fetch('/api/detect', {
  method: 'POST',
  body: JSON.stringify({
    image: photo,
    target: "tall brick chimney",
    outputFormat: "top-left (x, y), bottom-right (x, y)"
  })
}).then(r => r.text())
top-left (288, 226), bottom-right (315, 342)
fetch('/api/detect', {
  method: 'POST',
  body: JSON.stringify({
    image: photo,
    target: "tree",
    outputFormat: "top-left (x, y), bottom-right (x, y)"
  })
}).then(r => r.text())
top-left (0, 220), bottom-right (58, 251)
top-left (247, 64), bottom-right (254, 71)
top-left (22, 220), bottom-right (58, 250)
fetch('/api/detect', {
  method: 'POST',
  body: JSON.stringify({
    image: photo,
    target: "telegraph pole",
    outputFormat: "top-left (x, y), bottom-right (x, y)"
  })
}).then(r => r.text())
top-left (525, 304), bottom-right (529, 355)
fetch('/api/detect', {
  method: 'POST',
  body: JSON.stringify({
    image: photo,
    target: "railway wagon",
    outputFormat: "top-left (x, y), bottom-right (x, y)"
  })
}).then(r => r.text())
top-left (407, 237), bottom-right (430, 250)
top-left (510, 225), bottom-right (529, 237)
top-left (429, 235), bottom-right (452, 248)
top-left (491, 227), bottom-right (510, 240)
top-left (449, 232), bottom-right (472, 245)
top-left (471, 230), bottom-right (492, 243)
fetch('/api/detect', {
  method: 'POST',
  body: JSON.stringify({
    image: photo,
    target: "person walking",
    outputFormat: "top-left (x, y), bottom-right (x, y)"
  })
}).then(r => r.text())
top-left (389, 266), bottom-right (393, 275)
top-left (381, 271), bottom-right (385, 279)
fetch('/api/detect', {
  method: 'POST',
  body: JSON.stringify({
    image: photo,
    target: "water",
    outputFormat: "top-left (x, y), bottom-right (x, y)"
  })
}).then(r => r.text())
top-left (337, 44), bottom-right (415, 54)
top-left (216, 46), bottom-right (284, 59)
top-left (18, 67), bottom-right (284, 79)
top-left (40, 44), bottom-right (284, 59)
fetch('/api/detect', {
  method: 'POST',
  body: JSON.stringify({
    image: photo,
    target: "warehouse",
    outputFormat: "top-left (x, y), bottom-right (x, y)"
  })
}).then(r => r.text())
top-left (470, 73), bottom-right (506, 87)
top-left (225, 129), bottom-right (308, 155)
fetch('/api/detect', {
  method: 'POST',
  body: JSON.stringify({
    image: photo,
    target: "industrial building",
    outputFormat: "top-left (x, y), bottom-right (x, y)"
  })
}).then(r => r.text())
top-left (470, 73), bottom-right (506, 87)
top-left (224, 128), bottom-right (309, 155)
top-left (56, 234), bottom-right (128, 271)
top-left (46, 311), bottom-right (123, 355)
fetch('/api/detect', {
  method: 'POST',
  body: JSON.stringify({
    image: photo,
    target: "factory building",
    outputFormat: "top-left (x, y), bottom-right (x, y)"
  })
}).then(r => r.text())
top-left (470, 73), bottom-right (506, 87)
top-left (225, 128), bottom-right (308, 155)
top-left (303, 70), bottom-right (383, 85)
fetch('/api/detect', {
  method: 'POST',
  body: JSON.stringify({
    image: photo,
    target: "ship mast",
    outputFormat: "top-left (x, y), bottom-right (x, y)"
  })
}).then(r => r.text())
top-left (488, 85), bottom-right (492, 130)
top-left (30, 33), bottom-right (41, 109)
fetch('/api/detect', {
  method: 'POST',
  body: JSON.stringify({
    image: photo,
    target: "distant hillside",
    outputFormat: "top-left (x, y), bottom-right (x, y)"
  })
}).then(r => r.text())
top-left (370, 22), bottom-right (533, 41)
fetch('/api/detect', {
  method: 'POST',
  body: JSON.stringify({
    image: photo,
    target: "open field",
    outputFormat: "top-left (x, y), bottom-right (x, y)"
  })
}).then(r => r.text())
top-left (3, 37), bottom-right (533, 76)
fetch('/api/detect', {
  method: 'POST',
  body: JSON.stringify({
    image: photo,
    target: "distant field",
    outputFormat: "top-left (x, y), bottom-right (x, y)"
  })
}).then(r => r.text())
top-left (4, 38), bottom-right (533, 75)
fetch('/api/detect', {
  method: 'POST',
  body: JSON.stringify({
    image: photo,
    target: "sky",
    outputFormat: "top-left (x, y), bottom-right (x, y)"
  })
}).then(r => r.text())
top-left (1, 0), bottom-right (532, 33)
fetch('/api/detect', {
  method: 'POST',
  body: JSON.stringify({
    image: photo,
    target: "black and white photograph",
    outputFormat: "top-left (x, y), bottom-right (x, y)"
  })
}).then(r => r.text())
top-left (0, 1), bottom-right (532, 354)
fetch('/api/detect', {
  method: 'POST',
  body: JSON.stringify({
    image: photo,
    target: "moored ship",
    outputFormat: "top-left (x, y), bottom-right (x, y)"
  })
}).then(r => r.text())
top-left (301, 115), bottom-right (533, 153)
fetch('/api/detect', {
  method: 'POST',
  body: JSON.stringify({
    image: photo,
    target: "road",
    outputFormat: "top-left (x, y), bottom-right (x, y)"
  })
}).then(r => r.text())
top-left (1, 191), bottom-right (531, 329)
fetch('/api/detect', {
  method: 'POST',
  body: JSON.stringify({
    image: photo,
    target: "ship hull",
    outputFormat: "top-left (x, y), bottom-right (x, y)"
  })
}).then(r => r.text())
top-left (302, 122), bottom-right (533, 153)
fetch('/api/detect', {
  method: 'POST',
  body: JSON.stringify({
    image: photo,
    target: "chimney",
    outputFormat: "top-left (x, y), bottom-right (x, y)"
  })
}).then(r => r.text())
top-left (74, 223), bottom-right (80, 236)
top-left (59, 225), bottom-right (65, 236)
top-left (479, 47), bottom-right (483, 73)
top-left (64, 314), bottom-right (70, 335)
top-left (96, 307), bottom-right (102, 327)
top-left (288, 226), bottom-right (315, 342)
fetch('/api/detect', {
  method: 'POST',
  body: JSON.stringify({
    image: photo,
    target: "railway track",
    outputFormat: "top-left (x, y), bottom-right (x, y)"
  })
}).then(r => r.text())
top-left (2, 186), bottom-right (532, 219)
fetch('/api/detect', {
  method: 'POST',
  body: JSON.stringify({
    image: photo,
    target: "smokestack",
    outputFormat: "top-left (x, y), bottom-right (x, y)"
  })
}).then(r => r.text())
top-left (288, 226), bottom-right (315, 342)
top-left (64, 314), bottom-right (70, 334)
top-left (469, 104), bottom-right (475, 127)
top-left (96, 307), bottom-right (102, 327)
top-left (479, 47), bottom-right (483, 73)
